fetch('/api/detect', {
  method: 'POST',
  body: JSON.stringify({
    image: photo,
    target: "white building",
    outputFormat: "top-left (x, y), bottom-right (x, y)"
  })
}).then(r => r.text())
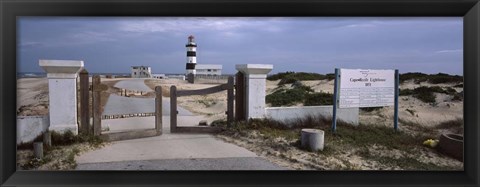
top-left (152, 74), bottom-right (166, 79)
top-left (131, 66), bottom-right (152, 78)
top-left (195, 64), bottom-right (223, 76)
top-left (167, 74), bottom-right (186, 81)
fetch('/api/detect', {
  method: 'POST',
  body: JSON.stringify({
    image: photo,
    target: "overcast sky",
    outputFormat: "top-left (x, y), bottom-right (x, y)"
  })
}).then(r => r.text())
top-left (18, 17), bottom-right (463, 75)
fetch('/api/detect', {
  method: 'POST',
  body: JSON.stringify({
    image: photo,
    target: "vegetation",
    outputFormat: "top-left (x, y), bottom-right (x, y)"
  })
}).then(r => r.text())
top-left (50, 131), bottom-right (104, 147)
top-left (304, 92), bottom-right (334, 106)
top-left (454, 84), bottom-right (463, 88)
top-left (267, 71), bottom-right (335, 85)
top-left (360, 107), bottom-right (383, 112)
top-left (266, 84), bottom-right (312, 106)
top-left (266, 84), bottom-right (333, 107)
top-left (400, 86), bottom-right (459, 103)
top-left (399, 72), bottom-right (463, 84)
top-left (452, 93), bottom-right (463, 101)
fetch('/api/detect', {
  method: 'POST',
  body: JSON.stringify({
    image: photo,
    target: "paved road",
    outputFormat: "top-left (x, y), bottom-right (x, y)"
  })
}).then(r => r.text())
top-left (114, 78), bottom-right (152, 92)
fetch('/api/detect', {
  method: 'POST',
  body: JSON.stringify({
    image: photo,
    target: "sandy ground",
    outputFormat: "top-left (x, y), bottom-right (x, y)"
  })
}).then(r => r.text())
top-left (17, 78), bottom-right (49, 116)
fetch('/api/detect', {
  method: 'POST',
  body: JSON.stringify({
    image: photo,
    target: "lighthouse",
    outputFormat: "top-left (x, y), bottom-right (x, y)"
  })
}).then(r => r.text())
top-left (185, 35), bottom-right (197, 75)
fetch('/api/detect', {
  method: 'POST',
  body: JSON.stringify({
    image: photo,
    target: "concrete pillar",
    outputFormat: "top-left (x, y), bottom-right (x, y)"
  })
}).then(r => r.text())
top-left (39, 60), bottom-right (84, 134)
top-left (235, 64), bottom-right (273, 119)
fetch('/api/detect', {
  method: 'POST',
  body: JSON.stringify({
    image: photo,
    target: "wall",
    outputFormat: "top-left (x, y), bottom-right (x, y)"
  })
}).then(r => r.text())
top-left (17, 115), bottom-right (50, 144)
top-left (265, 106), bottom-right (359, 126)
top-left (193, 74), bottom-right (230, 84)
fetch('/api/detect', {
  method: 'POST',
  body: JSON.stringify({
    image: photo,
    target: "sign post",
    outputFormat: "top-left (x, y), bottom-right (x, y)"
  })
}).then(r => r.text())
top-left (394, 69), bottom-right (399, 131)
top-left (333, 68), bottom-right (399, 131)
top-left (331, 68), bottom-right (340, 133)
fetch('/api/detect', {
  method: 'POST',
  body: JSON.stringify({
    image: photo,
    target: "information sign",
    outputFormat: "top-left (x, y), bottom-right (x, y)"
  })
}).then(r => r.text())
top-left (339, 69), bottom-right (395, 108)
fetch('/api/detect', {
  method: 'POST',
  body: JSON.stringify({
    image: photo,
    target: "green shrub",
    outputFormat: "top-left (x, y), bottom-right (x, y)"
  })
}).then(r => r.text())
top-left (268, 72), bottom-right (334, 85)
top-left (325, 73), bottom-right (336, 81)
top-left (452, 93), bottom-right (463, 101)
top-left (267, 71), bottom-right (295, 81)
top-left (304, 92), bottom-right (333, 106)
top-left (266, 88), bottom-right (308, 107)
top-left (278, 76), bottom-right (299, 85)
top-left (454, 84), bottom-right (463, 88)
top-left (399, 72), bottom-right (428, 83)
top-left (400, 86), bottom-right (458, 103)
top-left (399, 72), bottom-right (463, 84)
top-left (360, 107), bottom-right (383, 112)
top-left (428, 73), bottom-right (463, 84)
top-left (444, 87), bottom-right (457, 95)
top-left (399, 89), bottom-right (414, 96)
top-left (411, 87), bottom-right (437, 103)
top-left (50, 131), bottom-right (103, 147)
top-left (295, 84), bottom-right (314, 92)
top-left (51, 131), bottom-right (76, 146)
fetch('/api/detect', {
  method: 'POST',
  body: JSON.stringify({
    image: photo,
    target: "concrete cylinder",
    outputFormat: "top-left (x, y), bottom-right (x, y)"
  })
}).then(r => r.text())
top-left (301, 129), bottom-right (325, 151)
top-left (33, 142), bottom-right (44, 159)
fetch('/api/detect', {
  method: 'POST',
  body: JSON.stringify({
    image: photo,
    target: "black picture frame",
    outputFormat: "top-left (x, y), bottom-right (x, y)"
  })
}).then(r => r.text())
top-left (1, 0), bottom-right (479, 186)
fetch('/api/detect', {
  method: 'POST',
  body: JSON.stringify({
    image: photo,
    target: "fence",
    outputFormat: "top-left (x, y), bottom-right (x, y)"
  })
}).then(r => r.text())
top-left (102, 112), bottom-right (156, 120)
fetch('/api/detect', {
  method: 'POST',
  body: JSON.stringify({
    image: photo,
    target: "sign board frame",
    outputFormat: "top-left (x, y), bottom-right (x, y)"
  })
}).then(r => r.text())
top-left (331, 68), bottom-right (399, 133)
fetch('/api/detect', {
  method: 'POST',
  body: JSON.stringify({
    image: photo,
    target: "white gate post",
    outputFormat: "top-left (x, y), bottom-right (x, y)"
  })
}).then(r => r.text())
top-left (235, 64), bottom-right (273, 119)
top-left (39, 60), bottom-right (84, 134)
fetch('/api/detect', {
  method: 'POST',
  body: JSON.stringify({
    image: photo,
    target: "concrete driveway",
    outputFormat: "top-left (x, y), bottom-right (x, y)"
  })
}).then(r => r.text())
top-left (77, 118), bottom-right (286, 170)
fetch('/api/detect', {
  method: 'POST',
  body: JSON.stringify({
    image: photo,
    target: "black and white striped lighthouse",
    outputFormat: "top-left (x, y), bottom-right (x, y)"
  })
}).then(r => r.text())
top-left (185, 35), bottom-right (197, 75)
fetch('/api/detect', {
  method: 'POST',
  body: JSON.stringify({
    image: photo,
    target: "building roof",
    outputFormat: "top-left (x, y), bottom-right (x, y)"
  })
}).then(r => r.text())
top-left (196, 64), bottom-right (222, 69)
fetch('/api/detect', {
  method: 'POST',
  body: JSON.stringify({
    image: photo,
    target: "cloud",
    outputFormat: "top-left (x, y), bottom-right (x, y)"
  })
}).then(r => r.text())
top-left (341, 23), bottom-right (377, 28)
top-left (18, 41), bottom-right (44, 48)
top-left (69, 31), bottom-right (117, 43)
top-left (117, 17), bottom-right (284, 34)
top-left (435, 49), bottom-right (463, 53)
top-left (118, 18), bottom-right (243, 33)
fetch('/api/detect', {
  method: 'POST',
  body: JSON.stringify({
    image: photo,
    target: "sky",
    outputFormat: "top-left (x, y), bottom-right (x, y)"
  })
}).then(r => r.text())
top-left (18, 17), bottom-right (463, 75)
